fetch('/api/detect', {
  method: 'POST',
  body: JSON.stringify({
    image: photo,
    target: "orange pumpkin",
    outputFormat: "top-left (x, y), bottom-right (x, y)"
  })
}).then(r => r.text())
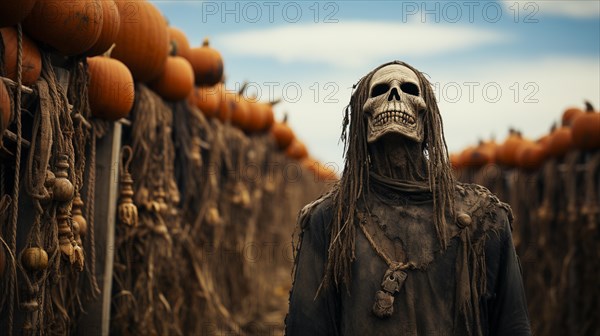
top-left (0, 0), bottom-right (37, 28)
top-left (193, 85), bottom-right (221, 118)
top-left (148, 56), bottom-right (194, 101)
top-left (112, 0), bottom-right (169, 82)
top-left (562, 106), bottom-right (584, 127)
top-left (516, 139), bottom-right (548, 170)
top-left (244, 97), bottom-right (262, 132)
top-left (87, 56), bottom-right (134, 120)
top-left (547, 125), bottom-right (573, 158)
top-left (458, 146), bottom-right (476, 168)
top-left (449, 153), bottom-right (462, 171)
top-left (23, 0), bottom-right (103, 56)
top-left (469, 140), bottom-right (497, 167)
top-left (1, 80), bottom-right (11, 132)
top-left (86, 0), bottom-right (120, 56)
top-left (189, 38), bottom-right (223, 87)
top-left (0, 27), bottom-right (42, 85)
top-left (496, 129), bottom-right (525, 167)
top-left (247, 100), bottom-right (276, 133)
top-left (571, 101), bottom-right (600, 150)
top-left (271, 116), bottom-right (295, 150)
top-left (168, 26), bottom-right (191, 61)
top-left (262, 103), bottom-right (275, 131)
top-left (285, 139), bottom-right (308, 160)
top-left (221, 93), bottom-right (250, 128)
top-left (214, 83), bottom-right (230, 121)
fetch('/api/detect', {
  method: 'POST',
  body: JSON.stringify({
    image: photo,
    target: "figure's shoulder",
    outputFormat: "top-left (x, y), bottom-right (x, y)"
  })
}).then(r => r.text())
top-left (298, 191), bottom-right (335, 231)
top-left (453, 182), bottom-right (513, 234)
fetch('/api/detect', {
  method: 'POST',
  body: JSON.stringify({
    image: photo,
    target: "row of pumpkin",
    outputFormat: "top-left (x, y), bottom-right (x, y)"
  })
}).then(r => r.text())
top-left (451, 101), bottom-right (600, 170)
top-left (0, 0), bottom-right (338, 181)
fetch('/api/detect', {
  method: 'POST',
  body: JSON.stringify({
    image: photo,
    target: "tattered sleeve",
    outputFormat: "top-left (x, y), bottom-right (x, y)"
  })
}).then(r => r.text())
top-left (285, 203), bottom-right (340, 336)
top-left (488, 211), bottom-right (532, 336)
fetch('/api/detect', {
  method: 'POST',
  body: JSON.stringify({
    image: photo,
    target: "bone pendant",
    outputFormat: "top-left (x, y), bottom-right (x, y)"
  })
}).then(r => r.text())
top-left (373, 290), bottom-right (395, 318)
top-left (372, 268), bottom-right (407, 318)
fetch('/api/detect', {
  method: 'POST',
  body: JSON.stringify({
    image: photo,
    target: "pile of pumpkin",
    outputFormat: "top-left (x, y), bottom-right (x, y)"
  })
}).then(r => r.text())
top-left (0, 0), bottom-right (337, 182)
top-left (451, 101), bottom-right (600, 171)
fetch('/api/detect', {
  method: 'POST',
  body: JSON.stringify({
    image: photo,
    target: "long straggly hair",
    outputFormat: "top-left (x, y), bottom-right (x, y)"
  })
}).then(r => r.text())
top-left (323, 61), bottom-right (455, 291)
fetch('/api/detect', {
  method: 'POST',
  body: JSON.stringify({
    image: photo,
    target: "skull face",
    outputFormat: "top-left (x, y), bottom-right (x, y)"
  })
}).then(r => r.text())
top-left (363, 64), bottom-right (426, 143)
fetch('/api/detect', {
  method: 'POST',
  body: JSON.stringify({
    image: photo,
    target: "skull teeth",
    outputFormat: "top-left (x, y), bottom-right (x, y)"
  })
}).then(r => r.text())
top-left (373, 111), bottom-right (415, 127)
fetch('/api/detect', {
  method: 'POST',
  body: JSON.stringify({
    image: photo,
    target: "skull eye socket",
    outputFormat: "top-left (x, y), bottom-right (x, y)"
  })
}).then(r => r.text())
top-left (370, 83), bottom-right (390, 98)
top-left (400, 82), bottom-right (420, 96)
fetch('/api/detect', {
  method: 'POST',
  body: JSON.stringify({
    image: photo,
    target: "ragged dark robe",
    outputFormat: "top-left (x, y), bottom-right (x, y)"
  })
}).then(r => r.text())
top-left (285, 181), bottom-right (531, 336)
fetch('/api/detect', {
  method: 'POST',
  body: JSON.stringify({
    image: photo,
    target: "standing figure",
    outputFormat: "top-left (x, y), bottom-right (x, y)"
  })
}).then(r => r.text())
top-left (286, 61), bottom-right (531, 336)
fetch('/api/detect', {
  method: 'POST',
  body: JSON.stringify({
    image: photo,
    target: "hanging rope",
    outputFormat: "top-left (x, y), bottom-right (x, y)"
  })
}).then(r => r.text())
top-left (6, 23), bottom-right (24, 336)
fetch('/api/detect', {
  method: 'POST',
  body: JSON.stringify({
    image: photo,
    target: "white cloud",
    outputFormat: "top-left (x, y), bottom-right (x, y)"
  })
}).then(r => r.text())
top-left (436, 56), bottom-right (600, 153)
top-left (216, 21), bottom-right (509, 68)
top-left (501, 0), bottom-right (600, 19)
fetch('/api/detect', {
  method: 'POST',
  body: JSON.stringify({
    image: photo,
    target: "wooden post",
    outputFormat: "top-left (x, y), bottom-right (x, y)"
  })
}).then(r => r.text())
top-left (76, 122), bottom-right (121, 336)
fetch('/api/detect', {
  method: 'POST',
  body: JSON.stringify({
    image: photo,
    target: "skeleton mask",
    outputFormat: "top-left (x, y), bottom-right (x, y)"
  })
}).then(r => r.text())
top-left (363, 64), bottom-right (427, 143)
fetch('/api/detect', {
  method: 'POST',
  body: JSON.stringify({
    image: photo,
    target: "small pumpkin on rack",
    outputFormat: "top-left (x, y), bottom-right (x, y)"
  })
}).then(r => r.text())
top-left (149, 56), bottom-right (194, 101)
top-left (469, 139), bottom-right (497, 167)
top-left (571, 101), bottom-right (600, 150)
top-left (516, 137), bottom-right (548, 170)
top-left (562, 105), bottom-right (584, 127)
top-left (221, 92), bottom-right (250, 128)
top-left (86, 0), bottom-right (120, 56)
top-left (192, 84), bottom-right (221, 118)
top-left (189, 38), bottom-right (223, 87)
top-left (547, 123), bottom-right (574, 158)
top-left (286, 139), bottom-right (308, 160)
top-left (0, 27), bottom-right (42, 85)
top-left (271, 114), bottom-right (295, 150)
top-left (246, 98), bottom-right (277, 133)
top-left (168, 26), bottom-right (191, 61)
top-left (22, 0), bottom-right (103, 56)
top-left (87, 56), bottom-right (135, 120)
top-left (496, 129), bottom-right (526, 167)
top-left (458, 145), bottom-right (475, 168)
top-left (449, 153), bottom-right (462, 171)
top-left (112, 0), bottom-right (169, 82)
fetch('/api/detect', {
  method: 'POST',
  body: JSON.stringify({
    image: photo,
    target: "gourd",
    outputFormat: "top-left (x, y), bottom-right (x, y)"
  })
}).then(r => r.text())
top-left (286, 139), bottom-right (308, 160)
top-left (468, 140), bottom-right (497, 167)
top-left (221, 92), bottom-right (250, 129)
top-left (496, 129), bottom-right (525, 167)
top-left (547, 124), bottom-right (573, 158)
top-left (0, 27), bottom-right (42, 85)
top-left (86, 0), bottom-right (120, 56)
top-left (271, 115), bottom-right (295, 150)
top-left (87, 56), bottom-right (135, 120)
top-left (189, 38), bottom-right (223, 87)
top-left (112, 0), bottom-right (169, 82)
top-left (168, 26), bottom-right (191, 61)
top-left (22, 0), bottom-right (103, 56)
top-left (192, 85), bottom-right (221, 118)
top-left (571, 101), bottom-right (600, 150)
top-left (149, 56), bottom-right (194, 101)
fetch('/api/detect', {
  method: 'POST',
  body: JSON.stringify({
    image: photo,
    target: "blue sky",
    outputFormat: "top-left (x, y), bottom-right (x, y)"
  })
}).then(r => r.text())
top-left (154, 1), bottom-right (600, 170)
